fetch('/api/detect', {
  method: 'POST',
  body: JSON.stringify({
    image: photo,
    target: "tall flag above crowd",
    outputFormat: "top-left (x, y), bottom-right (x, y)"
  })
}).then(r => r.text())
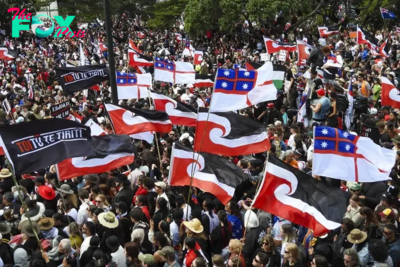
top-left (116, 71), bottom-right (152, 100)
top-left (317, 25), bottom-right (339, 37)
top-left (380, 76), bottom-right (400, 109)
top-left (312, 127), bottom-right (395, 182)
top-left (209, 62), bottom-right (277, 112)
top-left (380, 7), bottom-right (396, 19)
top-left (252, 156), bottom-right (346, 236)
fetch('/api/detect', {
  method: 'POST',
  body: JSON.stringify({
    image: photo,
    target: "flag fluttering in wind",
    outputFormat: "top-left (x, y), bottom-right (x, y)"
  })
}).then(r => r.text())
top-left (317, 25), bottom-right (339, 37)
top-left (312, 126), bottom-right (395, 182)
top-left (252, 156), bottom-right (346, 236)
top-left (380, 7), bottom-right (396, 19)
top-left (209, 62), bottom-right (277, 112)
top-left (194, 108), bottom-right (270, 156)
top-left (380, 76), bottom-right (400, 109)
top-left (116, 71), bottom-right (152, 100)
top-left (168, 143), bottom-right (246, 205)
top-left (154, 57), bottom-right (195, 84)
top-left (263, 37), bottom-right (296, 54)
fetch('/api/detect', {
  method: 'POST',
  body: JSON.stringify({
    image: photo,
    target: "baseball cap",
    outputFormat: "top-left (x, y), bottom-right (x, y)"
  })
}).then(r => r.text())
top-left (379, 208), bottom-right (394, 218)
top-left (160, 246), bottom-right (175, 259)
top-left (139, 254), bottom-right (155, 265)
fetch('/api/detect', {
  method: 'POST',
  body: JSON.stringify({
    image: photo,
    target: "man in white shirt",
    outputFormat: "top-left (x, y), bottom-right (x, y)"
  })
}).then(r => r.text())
top-left (155, 182), bottom-right (170, 210)
top-left (106, 236), bottom-right (126, 267)
top-left (77, 189), bottom-right (91, 226)
top-left (180, 88), bottom-right (193, 104)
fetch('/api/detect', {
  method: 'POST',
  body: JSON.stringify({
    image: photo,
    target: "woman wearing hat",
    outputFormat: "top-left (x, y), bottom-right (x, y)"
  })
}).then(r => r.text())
top-left (347, 229), bottom-right (369, 266)
top-left (57, 184), bottom-right (78, 209)
top-left (0, 168), bottom-right (14, 194)
top-left (97, 211), bottom-right (124, 252)
top-left (183, 218), bottom-right (210, 263)
top-left (37, 185), bottom-right (58, 212)
top-left (39, 217), bottom-right (58, 240)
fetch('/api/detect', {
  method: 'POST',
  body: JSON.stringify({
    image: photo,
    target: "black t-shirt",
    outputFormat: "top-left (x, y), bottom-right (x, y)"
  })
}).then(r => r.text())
top-left (311, 78), bottom-right (324, 99)
top-left (253, 102), bottom-right (267, 118)
top-left (286, 69), bottom-right (294, 81)
top-left (379, 132), bottom-right (391, 144)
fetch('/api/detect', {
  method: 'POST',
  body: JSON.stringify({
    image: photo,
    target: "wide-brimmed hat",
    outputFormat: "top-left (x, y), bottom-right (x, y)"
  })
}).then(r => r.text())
top-left (392, 135), bottom-right (400, 144)
top-left (38, 217), bottom-right (54, 230)
top-left (115, 174), bottom-right (130, 185)
top-left (0, 221), bottom-right (11, 234)
top-left (139, 254), bottom-right (155, 265)
top-left (0, 168), bottom-right (12, 178)
top-left (38, 185), bottom-right (56, 200)
top-left (20, 220), bottom-right (41, 237)
top-left (155, 181), bottom-right (166, 190)
top-left (183, 218), bottom-right (204, 234)
top-left (98, 211), bottom-right (119, 228)
top-left (347, 229), bottom-right (367, 244)
top-left (106, 235), bottom-right (120, 250)
top-left (57, 184), bottom-right (74, 194)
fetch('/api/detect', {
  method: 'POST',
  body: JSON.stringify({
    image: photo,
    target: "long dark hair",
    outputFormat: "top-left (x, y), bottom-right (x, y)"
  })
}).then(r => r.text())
top-left (228, 200), bottom-right (243, 225)
top-left (360, 206), bottom-right (379, 227)
top-left (125, 242), bottom-right (142, 267)
top-left (218, 210), bottom-right (231, 238)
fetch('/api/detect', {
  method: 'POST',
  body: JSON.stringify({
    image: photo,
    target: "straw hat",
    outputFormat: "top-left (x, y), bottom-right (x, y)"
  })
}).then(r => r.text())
top-left (38, 217), bottom-right (54, 230)
top-left (98, 211), bottom-right (119, 229)
top-left (0, 169), bottom-right (12, 178)
top-left (183, 218), bottom-right (204, 234)
top-left (347, 229), bottom-right (367, 244)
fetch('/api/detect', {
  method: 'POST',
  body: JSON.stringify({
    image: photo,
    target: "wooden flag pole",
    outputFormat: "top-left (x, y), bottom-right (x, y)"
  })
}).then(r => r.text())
top-left (6, 160), bottom-right (43, 251)
top-left (147, 89), bottom-right (162, 165)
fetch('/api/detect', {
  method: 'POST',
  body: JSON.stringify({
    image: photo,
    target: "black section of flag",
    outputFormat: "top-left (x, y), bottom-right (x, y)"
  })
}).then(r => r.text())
top-left (177, 100), bottom-right (197, 113)
top-left (124, 105), bottom-right (170, 122)
top-left (195, 73), bottom-right (215, 82)
top-left (358, 26), bottom-right (378, 46)
top-left (55, 64), bottom-right (110, 94)
top-left (198, 108), bottom-right (264, 139)
top-left (86, 134), bottom-right (136, 160)
top-left (0, 119), bottom-right (93, 175)
top-left (175, 143), bottom-right (246, 187)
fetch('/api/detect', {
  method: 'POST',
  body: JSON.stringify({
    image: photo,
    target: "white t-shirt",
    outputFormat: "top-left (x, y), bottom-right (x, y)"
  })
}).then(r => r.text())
top-left (67, 208), bottom-right (78, 221)
top-left (77, 202), bottom-right (89, 225)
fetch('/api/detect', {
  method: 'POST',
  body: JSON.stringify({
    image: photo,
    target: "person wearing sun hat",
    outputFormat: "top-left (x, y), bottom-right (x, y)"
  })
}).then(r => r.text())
top-left (0, 168), bottom-right (14, 194)
top-left (37, 185), bottom-right (58, 212)
top-left (98, 211), bottom-right (124, 252)
top-left (38, 217), bottom-right (58, 239)
top-left (183, 218), bottom-right (210, 262)
top-left (347, 229), bottom-right (369, 266)
top-left (311, 88), bottom-right (330, 126)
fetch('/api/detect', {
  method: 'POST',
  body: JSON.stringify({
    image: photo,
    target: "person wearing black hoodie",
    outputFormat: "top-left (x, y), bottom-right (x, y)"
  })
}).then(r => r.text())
top-left (80, 236), bottom-right (101, 267)
top-left (359, 181), bottom-right (387, 210)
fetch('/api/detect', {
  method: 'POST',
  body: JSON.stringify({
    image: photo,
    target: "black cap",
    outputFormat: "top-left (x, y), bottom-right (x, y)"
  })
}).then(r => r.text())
top-left (33, 176), bottom-right (45, 185)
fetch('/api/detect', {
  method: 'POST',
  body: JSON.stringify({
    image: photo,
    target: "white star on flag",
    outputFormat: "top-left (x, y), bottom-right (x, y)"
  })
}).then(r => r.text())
top-left (167, 66), bottom-right (171, 69)
top-left (343, 132), bottom-right (349, 138)
top-left (244, 71), bottom-right (250, 77)
top-left (321, 141), bottom-right (328, 148)
top-left (158, 63), bottom-right (161, 67)
top-left (224, 71), bottom-right (230, 77)
top-left (221, 82), bottom-right (228, 88)
top-left (345, 144), bottom-right (351, 151)
top-left (242, 83), bottom-right (249, 89)
top-left (321, 129), bottom-right (329, 135)
top-left (120, 79), bottom-right (123, 83)
top-left (130, 79), bottom-right (134, 83)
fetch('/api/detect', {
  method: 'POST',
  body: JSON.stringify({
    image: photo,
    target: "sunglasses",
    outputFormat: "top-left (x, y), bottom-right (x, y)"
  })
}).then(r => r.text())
top-left (350, 189), bottom-right (360, 192)
top-left (95, 200), bottom-right (102, 203)
top-left (383, 231), bottom-right (394, 235)
top-left (262, 242), bottom-right (269, 245)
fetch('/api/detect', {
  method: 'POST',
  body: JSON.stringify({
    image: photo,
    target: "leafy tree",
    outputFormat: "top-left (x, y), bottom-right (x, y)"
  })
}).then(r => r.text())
top-left (184, 0), bottom-right (222, 34)
top-left (147, 0), bottom-right (188, 30)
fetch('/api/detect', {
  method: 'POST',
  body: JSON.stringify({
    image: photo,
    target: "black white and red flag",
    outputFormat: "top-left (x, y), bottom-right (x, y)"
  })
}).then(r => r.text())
top-left (194, 74), bottom-right (215, 88)
top-left (252, 156), bottom-right (346, 236)
top-left (105, 103), bottom-right (172, 135)
top-left (0, 47), bottom-right (17, 60)
top-left (379, 39), bottom-right (391, 58)
top-left (168, 143), bottom-right (246, 204)
top-left (194, 108), bottom-right (270, 156)
top-left (150, 91), bottom-right (197, 127)
top-left (57, 133), bottom-right (136, 181)
top-left (263, 37), bottom-right (296, 54)
top-left (0, 119), bottom-right (93, 175)
top-left (357, 26), bottom-right (378, 50)
top-left (317, 25), bottom-right (339, 37)
top-left (129, 39), bottom-right (153, 67)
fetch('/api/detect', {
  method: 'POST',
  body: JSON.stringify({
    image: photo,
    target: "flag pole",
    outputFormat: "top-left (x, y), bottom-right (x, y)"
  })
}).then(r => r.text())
top-left (236, 152), bottom-right (269, 267)
top-left (186, 83), bottom-right (215, 206)
top-left (6, 160), bottom-right (43, 251)
top-left (147, 89), bottom-right (163, 165)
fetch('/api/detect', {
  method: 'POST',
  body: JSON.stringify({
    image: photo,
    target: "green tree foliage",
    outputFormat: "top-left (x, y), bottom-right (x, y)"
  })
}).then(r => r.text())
top-left (147, 0), bottom-right (188, 30)
top-left (184, 0), bottom-right (222, 34)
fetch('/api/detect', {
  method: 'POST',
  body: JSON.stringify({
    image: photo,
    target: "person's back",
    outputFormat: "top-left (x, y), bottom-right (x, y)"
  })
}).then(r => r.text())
top-left (313, 96), bottom-right (331, 121)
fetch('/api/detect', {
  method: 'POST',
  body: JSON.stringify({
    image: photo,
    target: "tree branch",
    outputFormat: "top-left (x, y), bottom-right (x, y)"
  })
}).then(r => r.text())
top-left (288, 0), bottom-right (325, 30)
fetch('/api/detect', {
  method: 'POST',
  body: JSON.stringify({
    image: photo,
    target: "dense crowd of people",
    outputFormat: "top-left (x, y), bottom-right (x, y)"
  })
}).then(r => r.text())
top-left (1, 11), bottom-right (400, 267)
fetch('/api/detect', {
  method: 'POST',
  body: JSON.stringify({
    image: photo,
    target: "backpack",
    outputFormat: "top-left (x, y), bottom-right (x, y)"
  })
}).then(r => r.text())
top-left (354, 95), bottom-right (368, 113)
top-left (336, 94), bottom-right (349, 112)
